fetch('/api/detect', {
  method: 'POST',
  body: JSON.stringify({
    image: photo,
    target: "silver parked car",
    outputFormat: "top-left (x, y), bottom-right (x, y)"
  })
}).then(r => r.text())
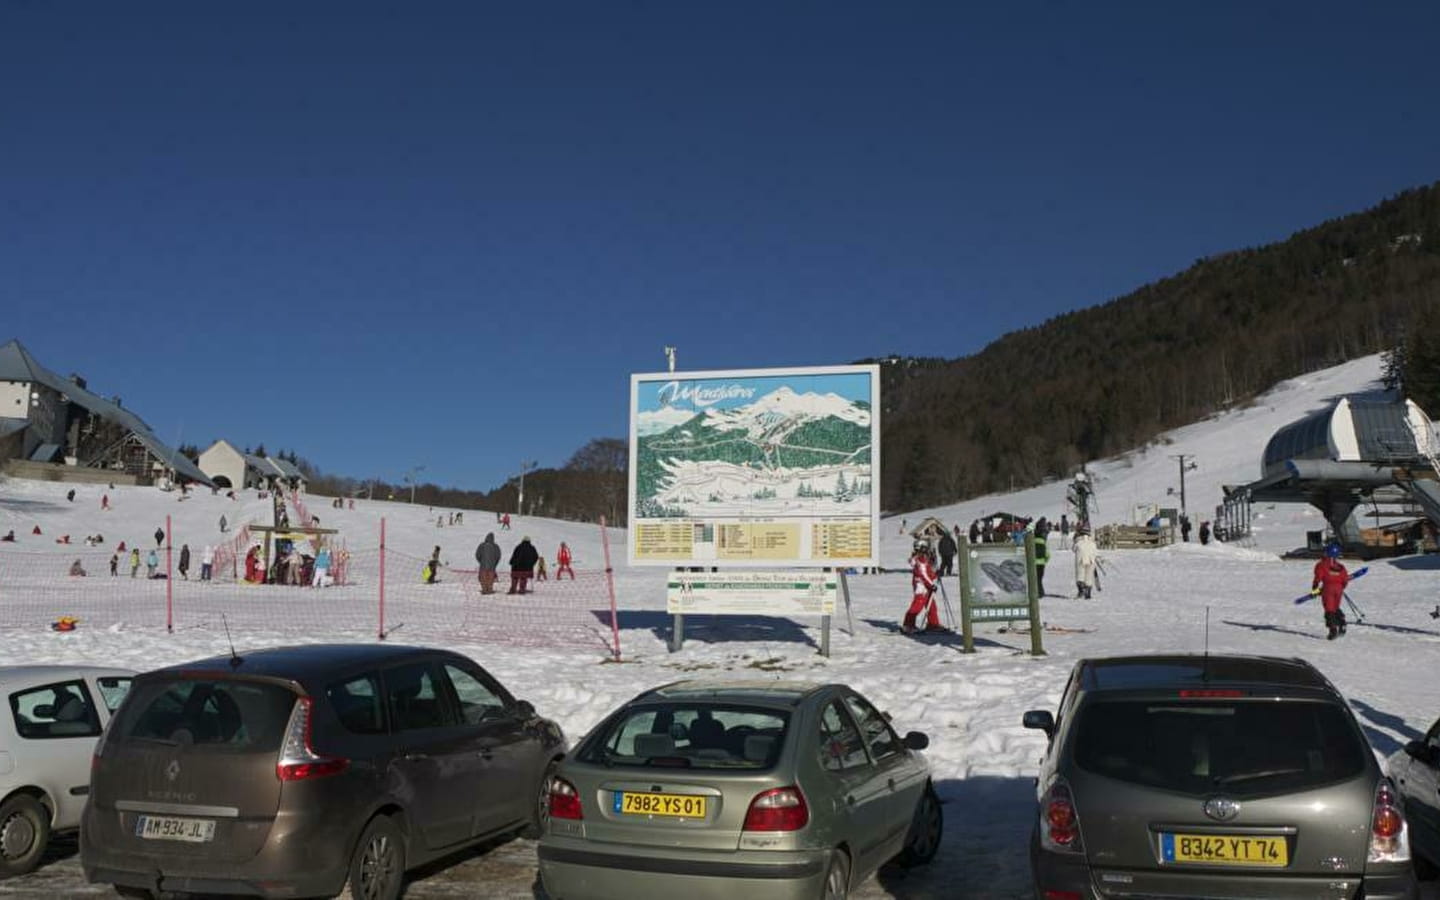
top-left (0, 665), bottom-right (134, 876)
top-left (1390, 714), bottom-right (1440, 881)
top-left (1023, 654), bottom-right (1417, 899)
top-left (538, 679), bottom-right (942, 900)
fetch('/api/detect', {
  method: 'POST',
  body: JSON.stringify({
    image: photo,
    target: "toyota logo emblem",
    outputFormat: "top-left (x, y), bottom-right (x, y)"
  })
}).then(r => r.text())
top-left (166, 760), bottom-right (181, 782)
top-left (1203, 797), bottom-right (1240, 821)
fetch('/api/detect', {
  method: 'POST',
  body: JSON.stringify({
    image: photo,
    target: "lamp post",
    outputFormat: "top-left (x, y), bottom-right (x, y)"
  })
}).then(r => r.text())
top-left (518, 460), bottom-right (537, 515)
top-left (403, 465), bottom-right (426, 504)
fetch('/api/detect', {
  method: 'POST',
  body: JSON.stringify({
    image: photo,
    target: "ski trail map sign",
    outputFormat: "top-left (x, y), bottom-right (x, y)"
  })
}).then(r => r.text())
top-left (628, 365), bottom-right (880, 568)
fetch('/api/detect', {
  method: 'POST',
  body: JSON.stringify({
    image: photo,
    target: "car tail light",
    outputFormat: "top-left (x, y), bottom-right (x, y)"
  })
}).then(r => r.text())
top-left (742, 786), bottom-right (809, 832)
top-left (1367, 777), bottom-right (1410, 863)
top-left (549, 777), bottom-right (583, 820)
top-left (276, 696), bottom-right (349, 782)
top-left (1039, 780), bottom-right (1083, 854)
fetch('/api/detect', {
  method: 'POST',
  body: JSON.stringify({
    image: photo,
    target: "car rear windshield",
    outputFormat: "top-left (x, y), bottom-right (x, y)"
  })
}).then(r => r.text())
top-left (1073, 698), bottom-right (1367, 796)
top-left (579, 704), bottom-right (789, 770)
top-left (113, 678), bottom-right (296, 752)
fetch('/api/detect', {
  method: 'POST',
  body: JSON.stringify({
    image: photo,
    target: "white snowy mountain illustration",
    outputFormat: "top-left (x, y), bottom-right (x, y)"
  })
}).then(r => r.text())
top-left (701, 387), bottom-right (870, 437)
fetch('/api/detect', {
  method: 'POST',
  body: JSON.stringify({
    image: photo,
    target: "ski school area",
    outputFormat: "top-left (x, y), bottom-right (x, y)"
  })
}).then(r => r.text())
top-left (2, 471), bottom-right (1439, 895)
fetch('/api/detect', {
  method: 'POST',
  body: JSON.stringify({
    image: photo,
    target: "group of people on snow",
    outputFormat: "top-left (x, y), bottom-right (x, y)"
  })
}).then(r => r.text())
top-left (903, 517), bottom-right (1105, 631)
top-left (471, 534), bottom-right (575, 595)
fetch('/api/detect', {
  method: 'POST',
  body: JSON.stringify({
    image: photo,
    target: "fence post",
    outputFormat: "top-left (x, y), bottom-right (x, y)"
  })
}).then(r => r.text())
top-left (166, 514), bottom-right (173, 633)
top-left (378, 517), bottom-right (386, 640)
top-left (600, 516), bottom-right (620, 660)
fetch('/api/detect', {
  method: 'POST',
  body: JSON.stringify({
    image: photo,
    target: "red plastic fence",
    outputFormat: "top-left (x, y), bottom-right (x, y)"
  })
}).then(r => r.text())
top-left (0, 519), bottom-right (621, 657)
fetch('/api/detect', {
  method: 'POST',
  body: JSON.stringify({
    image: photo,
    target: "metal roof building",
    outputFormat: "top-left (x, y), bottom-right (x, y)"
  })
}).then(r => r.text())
top-left (0, 339), bottom-right (212, 485)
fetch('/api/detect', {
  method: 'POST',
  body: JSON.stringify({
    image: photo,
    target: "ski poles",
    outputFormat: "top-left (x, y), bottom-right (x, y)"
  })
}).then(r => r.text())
top-left (936, 577), bottom-right (957, 629)
top-left (1343, 592), bottom-right (1365, 624)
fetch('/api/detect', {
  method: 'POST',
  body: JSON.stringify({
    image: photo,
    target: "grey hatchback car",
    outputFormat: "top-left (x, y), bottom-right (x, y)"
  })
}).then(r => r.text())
top-left (1023, 654), bottom-right (1417, 899)
top-left (538, 679), bottom-right (941, 900)
top-left (82, 643), bottom-right (565, 899)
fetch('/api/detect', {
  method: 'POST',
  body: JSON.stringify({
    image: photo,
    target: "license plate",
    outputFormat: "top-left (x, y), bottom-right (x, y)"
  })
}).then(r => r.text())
top-left (614, 791), bottom-right (707, 818)
top-left (135, 814), bottom-right (217, 843)
top-left (1161, 832), bottom-right (1287, 867)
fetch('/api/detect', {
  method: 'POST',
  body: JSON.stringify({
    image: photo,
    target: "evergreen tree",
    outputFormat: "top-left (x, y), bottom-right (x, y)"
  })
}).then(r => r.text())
top-left (1403, 302), bottom-right (1440, 415)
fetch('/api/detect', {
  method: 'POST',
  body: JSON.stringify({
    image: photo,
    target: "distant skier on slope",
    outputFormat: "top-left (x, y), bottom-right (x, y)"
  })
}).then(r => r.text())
top-left (1310, 542), bottom-right (1351, 640)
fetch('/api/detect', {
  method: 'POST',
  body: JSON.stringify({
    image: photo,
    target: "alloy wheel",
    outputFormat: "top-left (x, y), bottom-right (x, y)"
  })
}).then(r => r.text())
top-left (358, 831), bottom-right (397, 900)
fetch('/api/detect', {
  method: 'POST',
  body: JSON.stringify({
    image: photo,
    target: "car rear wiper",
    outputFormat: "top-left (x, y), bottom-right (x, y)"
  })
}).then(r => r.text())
top-left (1215, 767), bottom-right (1304, 784)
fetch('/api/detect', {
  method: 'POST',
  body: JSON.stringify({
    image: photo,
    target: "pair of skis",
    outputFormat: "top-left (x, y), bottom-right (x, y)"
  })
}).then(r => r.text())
top-left (1293, 566), bottom-right (1368, 623)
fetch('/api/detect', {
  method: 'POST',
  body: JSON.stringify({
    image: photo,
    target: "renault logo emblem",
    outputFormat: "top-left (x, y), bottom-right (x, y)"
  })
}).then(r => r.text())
top-left (166, 760), bottom-right (181, 782)
top-left (1203, 797), bottom-right (1240, 821)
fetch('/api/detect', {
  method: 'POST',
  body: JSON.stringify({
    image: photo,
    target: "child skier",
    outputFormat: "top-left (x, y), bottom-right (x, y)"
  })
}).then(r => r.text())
top-left (1310, 542), bottom-right (1350, 639)
top-left (555, 542), bottom-right (575, 579)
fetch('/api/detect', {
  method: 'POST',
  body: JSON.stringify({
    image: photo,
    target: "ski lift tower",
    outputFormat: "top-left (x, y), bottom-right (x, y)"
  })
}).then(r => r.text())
top-left (1068, 469), bottom-right (1095, 527)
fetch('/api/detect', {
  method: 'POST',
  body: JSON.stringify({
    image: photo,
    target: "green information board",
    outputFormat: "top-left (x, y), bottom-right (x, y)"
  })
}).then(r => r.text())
top-left (957, 534), bottom-right (1044, 655)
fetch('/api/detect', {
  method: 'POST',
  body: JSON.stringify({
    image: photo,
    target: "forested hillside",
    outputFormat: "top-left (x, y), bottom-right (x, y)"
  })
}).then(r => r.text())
top-left (878, 181), bottom-right (1440, 511)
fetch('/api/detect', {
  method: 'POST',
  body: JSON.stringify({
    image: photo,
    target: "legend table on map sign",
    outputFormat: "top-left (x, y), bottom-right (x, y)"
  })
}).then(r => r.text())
top-left (812, 522), bottom-right (872, 559)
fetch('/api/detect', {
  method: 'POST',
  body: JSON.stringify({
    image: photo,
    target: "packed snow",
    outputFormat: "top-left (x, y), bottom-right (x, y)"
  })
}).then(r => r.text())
top-left (1, 353), bottom-right (1437, 898)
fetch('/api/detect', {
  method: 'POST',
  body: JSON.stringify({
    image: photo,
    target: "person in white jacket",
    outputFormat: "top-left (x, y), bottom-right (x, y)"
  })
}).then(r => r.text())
top-left (1073, 528), bottom-right (1099, 599)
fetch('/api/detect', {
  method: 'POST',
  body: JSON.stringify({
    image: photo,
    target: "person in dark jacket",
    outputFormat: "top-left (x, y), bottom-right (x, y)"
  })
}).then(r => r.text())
top-left (508, 536), bottom-right (539, 594)
top-left (178, 544), bottom-right (191, 580)
top-left (475, 533), bottom-right (502, 594)
top-left (153, 526), bottom-right (165, 548)
top-left (1034, 531), bottom-right (1051, 596)
top-left (968, 520), bottom-right (981, 544)
top-left (936, 530), bottom-right (957, 577)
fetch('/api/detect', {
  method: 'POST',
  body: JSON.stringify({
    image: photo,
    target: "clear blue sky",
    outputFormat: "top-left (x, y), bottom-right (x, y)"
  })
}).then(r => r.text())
top-left (5, 1), bottom-right (1437, 492)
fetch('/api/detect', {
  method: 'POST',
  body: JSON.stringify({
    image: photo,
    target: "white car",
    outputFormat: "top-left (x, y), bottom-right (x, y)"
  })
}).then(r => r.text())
top-left (1, 665), bottom-right (134, 877)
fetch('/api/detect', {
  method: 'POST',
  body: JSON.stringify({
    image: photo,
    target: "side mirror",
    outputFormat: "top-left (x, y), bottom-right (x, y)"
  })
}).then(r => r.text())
top-left (515, 699), bottom-right (536, 718)
top-left (1404, 740), bottom-right (1438, 766)
top-left (1022, 709), bottom-right (1055, 738)
top-left (903, 731), bottom-right (929, 751)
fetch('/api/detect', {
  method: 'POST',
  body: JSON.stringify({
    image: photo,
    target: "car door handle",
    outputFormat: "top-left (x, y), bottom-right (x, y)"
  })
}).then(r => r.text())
top-left (887, 778), bottom-right (896, 790)
top-left (846, 795), bottom-right (856, 806)
top-left (403, 752), bottom-right (429, 762)
top-left (478, 748), bottom-right (493, 760)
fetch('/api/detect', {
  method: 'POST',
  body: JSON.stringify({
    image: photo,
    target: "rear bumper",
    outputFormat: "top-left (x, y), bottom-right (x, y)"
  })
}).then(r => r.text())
top-left (539, 837), bottom-right (830, 900)
top-left (1031, 847), bottom-right (1419, 899)
top-left (80, 804), bottom-right (353, 899)
top-left (84, 863), bottom-right (343, 898)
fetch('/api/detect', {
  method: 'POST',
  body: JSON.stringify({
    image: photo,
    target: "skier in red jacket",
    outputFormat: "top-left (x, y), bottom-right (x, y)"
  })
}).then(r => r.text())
top-left (555, 542), bottom-right (575, 580)
top-left (1311, 542), bottom-right (1351, 640)
top-left (903, 542), bottom-right (944, 634)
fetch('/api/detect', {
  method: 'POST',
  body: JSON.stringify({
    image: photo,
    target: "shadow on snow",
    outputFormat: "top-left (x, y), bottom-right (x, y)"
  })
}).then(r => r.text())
top-left (609, 609), bottom-right (820, 650)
